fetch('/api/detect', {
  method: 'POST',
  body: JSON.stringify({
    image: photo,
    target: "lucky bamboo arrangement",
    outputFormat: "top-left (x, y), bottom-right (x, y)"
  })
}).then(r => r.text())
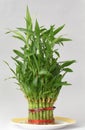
top-left (7, 7), bottom-right (75, 124)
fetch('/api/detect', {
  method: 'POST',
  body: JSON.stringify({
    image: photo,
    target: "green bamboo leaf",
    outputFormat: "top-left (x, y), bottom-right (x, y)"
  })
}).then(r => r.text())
top-left (3, 61), bottom-right (15, 75)
top-left (52, 36), bottom-right (72, 47)
top-left (39, 70), bottom-right (52, 76)
top-left (40, 28), bottom-right (47, 33)
top-left (33, 76), bottom-right (38, 86)
top-left (11, 57), bottom-right (22, 66)
top-left (43, 91), bottom-right (51, 95)
top-left (63, 68), bottom-right (73, 72)
top-left (61, 60), bottom-right (76, 68)
top-left (41, 29), bottom-right (50, 38)
top-left (13, 50), bottom-right (24, 59)
top-left (35, 19), bottom-right (40, 36)
top-left (17, 28), bottom-right (28, 32)
top-left (12, 30), bottom-right (26, 43)
top-left (6, 29), bottom-right (26, 43)
top-left (49, 62), bottom-right (59, 73)
top-left (62, 81), bottom-right (72, 86)
top-left (58, 37), bottom-right (72, 42)
top-left (5, 29), bottom-right (12, 34)
top-left (56, 81), bottom-right (71, 87)
top-left (54, 50), bottom-right (60, 57)
top-left (17, 28), bottom-right (34, 35)
top-left (33, 55), bottom-right (39, 71)
top-left (25, 6), bottom-right (32, 30)
top-left (4, 76), bottom-right (16, 80)
top-left (53, 24), bottom-right (65, 35)
top-left (39, 70), bottom-right (48, 75)
top-left (13, 35), bottom-right (26, 43)
top-left (52, 36), bottom-right (63, 46)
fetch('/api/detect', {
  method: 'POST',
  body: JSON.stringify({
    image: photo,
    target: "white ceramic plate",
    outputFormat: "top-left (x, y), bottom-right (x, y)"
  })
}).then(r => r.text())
top-left (11, 116), bottom-right (76, 130)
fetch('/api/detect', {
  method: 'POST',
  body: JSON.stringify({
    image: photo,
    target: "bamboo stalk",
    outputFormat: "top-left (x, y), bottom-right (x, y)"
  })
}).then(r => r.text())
top-left (39, 99), bottom-right (42, 120)
top-left (35, 100), bottom-right (39, 120)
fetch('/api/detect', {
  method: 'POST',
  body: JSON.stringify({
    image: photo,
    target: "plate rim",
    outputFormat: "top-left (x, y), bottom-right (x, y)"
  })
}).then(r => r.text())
top-left (11, 116), bottom-right (76, 127)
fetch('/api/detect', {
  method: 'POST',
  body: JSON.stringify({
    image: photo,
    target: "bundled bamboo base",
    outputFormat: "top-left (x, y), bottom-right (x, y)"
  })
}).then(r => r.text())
top-left (28, 98), bottom-right (55, 124)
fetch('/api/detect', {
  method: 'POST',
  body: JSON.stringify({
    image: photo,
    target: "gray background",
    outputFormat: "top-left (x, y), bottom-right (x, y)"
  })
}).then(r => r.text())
top-left (0, 0), bottom-right (85, 129)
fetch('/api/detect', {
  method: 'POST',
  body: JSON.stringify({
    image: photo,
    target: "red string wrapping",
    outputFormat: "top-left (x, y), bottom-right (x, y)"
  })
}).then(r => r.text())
top-left (28, 119), bottom-right (54, 124)
top-left (29, 106), bottom-right (56, 113)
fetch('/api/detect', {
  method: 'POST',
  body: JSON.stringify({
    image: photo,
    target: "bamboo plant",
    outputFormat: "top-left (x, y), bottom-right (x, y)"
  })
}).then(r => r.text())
top-left (7, 7), bottom-right (75, 124)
